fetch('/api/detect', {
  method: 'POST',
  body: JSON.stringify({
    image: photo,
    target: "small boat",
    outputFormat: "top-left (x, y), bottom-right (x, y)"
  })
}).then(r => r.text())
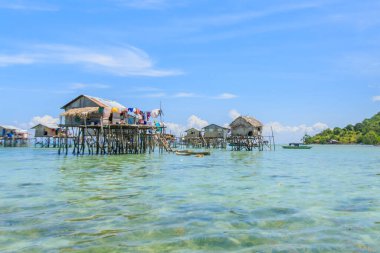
top-left (175, 151), bottom-right (193, 156)
top-left (282, 143), bottom-right (312, 149)
top-left (175, 150), bottom-right (211, 156)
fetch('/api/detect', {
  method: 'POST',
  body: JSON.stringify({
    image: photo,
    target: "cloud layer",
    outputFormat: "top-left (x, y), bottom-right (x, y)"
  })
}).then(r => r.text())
top-left (0, 44), bottom-right (181, 77)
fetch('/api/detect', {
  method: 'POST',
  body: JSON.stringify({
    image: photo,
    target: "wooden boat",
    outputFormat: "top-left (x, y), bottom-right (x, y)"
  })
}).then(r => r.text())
top-left (175, 150), bottom-right (211, 156)
top-left (282, 143), bottom-right (312, 149)
top-left (175, 151), bottom-right (193, 156)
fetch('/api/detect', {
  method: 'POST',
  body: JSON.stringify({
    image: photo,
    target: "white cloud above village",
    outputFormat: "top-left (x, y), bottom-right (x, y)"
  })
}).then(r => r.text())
top-left (263, 121), bottom-right (329, 143)
top-left (0, 44), bottom-right (182, 77)
top-left (372, 96), bottom-right (380, 102)
top-left (213, 93), bottom-right (238, 99)
top-left (165, 115), bottom-right (209, 136)
top-left (143, 92), bottom-right (167, 98)
top-left (173, 92), bottom-right (198, 98)
top-left (0, 55), bottom-right (36, 66)
top-left (264, 122), bottom-right (329, 135)
top-left (228, 109), bottom-right (241, 120)
top-left (28, 115), bottom-right (59, 128)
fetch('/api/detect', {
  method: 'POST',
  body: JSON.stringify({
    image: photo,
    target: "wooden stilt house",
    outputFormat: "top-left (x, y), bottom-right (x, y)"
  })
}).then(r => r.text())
top-left (228, 116), bottom-right (265, 151)
top-left (0, 125), bottom-right (29, 147)
top-left (31, 123), bottom-right (60, 147)
top-left (58, 95), bottom-right (160, 155)
top-left (202, 124), bottom-right (229, 148)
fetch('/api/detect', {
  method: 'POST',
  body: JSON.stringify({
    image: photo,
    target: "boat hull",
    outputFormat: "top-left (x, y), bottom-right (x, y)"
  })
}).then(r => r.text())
top-left (282, 146), bottom-right (312, 149)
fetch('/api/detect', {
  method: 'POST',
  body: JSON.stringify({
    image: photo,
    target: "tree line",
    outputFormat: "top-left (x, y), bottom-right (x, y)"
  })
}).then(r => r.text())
top-left (304, 112), bottom-right (380, 145)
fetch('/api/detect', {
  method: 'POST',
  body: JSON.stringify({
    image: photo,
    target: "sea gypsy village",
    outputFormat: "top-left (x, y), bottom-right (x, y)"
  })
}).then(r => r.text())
top-left (0, 94), bottom-right (275, 154)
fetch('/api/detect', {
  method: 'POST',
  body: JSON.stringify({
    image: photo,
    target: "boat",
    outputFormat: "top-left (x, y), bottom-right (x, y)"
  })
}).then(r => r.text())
top-left (175, 151), bottom-right (193, 156)
top-left (175, 150), bottom-right (211, 156)
top-left (282, 143), bottom-right (312, 149)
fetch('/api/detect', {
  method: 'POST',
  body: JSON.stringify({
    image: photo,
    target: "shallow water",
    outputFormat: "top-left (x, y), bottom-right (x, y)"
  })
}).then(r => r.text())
top-left (0, 145), bottom-right (380, 252)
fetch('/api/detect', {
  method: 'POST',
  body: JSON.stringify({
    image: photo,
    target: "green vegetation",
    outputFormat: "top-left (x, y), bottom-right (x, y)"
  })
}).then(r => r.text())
top-left (304, 112), bottom-right (380, 145)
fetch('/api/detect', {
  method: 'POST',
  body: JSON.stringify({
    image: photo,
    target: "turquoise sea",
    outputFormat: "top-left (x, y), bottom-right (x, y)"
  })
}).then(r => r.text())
top-left (0, 145), bottom-right (380, 252)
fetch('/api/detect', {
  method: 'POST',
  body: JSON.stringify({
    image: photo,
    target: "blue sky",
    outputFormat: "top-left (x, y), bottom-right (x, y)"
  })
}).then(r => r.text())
top-left (0, 0), bottom-right (380, 142)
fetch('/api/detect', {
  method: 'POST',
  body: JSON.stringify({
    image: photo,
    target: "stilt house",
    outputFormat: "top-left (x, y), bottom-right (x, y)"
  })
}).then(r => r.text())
top-left (32, 123), bottom-right (59, 137)
top-left (60, 95), bottom-right (127, 126)
top-left (184, 128), bottom-right (201, 139)
top-left (0, 125), bottom-right (28, 139)
top-left (203, 124), bottom-right (229, 139)
top-left (229, 116), bottom-right (263, 137)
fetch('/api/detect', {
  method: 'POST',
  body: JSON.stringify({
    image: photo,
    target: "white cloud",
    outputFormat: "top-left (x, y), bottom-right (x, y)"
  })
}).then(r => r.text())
top-left (144, 92), bottom-right (166, 98)
top-left (213, 93), bottom-right (238, 99)
top-left (165, 115), bottom-right (208, 136)
top-left (229, 109), bottom-right (241, 120)
top-left (187, 115), bottom-right (209, 129)
top-left (0, 55), bottom-right (36, 66)
top-left (173, 92), bottom-right (197, 98)
top-left (263, 121), bottom-right (329, 143)
top-left (0, 44), bottom-right (182, 77)
top-left (164, 122), bottom-right (187, 136)
top-left (264, 121), bottom-right (328, 134)
top-left (372, 96), bottom-right (380, 102)
top-left (28, 115), bottom-right (59, 128)
top-left (190, 2), bottom-right (322, 28)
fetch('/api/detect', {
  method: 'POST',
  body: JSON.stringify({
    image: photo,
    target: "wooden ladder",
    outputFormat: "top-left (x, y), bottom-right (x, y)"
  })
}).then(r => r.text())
top-left (201, 135), bottom-right (207, 147)
top-left (155, 134), bottom-right (173, 152)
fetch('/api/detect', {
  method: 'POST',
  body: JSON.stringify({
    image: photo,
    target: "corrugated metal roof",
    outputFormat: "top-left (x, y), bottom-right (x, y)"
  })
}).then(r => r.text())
top-left (202, 124), bottom-right (229, 130)
top-left (61, 94), bottom-right (126, 110)
top-left (185, 128), bottom-right (201, 132)
top-left (86, 95), bottom-right (126, 109)
top-left (31, 123), bottom-right (59, 129)
top-left (0, 125), bottom-right (22, 130)
top-left (0, 125), bottom-right (27, 133)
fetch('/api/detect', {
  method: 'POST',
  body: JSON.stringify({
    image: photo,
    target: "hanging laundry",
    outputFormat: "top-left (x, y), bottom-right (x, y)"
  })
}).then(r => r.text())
top-left (151, 109), bottom-right (161, 118)
top-left (147, 112), bottom-right (151, 121)
top-left (128, 108), bottom-right (133, 112)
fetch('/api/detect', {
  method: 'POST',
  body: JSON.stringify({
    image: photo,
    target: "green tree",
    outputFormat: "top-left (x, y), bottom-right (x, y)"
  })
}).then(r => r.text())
top-left (362, 131), bottom-right (379, 145)
top-left (345, 124), bottom-right (354, 131)
top-left (333, 127), bottom-right (341, 135)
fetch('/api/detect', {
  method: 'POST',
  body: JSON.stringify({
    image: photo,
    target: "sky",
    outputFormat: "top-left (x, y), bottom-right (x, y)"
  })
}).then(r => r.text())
top-left (0, 0), bottom-right (380, 143)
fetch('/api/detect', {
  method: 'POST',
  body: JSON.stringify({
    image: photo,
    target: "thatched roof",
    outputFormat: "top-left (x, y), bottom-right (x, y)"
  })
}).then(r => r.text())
top-left (61, 107), bottom-right (100, 118)
top-left (230, 116), bottom-right (263, 128)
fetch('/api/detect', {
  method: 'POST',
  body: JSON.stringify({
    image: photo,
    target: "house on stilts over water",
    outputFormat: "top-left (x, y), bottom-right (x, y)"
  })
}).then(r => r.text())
top-left (228, 116), bottom-right (275, 151)
top-left (31, 123), bottom-right (62, 148)
top-left (183, 128), bottom-right (204, 148)
top-left (0, 125), bottom-right (29, 147)
top-left (58, 94), bottom-right (170, 155)
top-left (202, 124), bottom-right (229, 148)
top-left (181, 124), bottom-right (229, 149)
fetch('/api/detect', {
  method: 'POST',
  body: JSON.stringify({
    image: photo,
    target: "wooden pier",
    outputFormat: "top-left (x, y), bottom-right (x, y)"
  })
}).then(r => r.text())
top-left (227, 135), bottom-right (275, 151)
top-left (57, 124), bottom-right (166, 156)
top-left (0, 137), bottom-right (29, 147)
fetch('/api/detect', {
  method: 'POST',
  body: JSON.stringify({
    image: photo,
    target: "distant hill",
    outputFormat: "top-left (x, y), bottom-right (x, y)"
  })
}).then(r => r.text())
top-left (304, 112), bottom-right (380, 145)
